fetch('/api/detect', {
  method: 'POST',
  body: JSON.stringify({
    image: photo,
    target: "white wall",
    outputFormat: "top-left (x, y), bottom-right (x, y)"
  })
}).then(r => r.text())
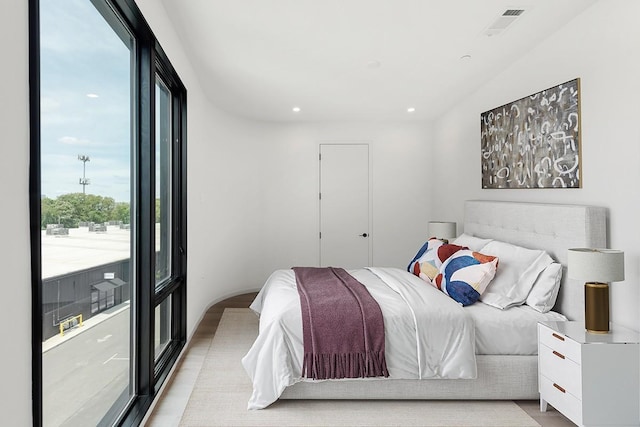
top-left (0, 0), bottom-right (32, 423)
top-left (136, 1), bottom-right (433, 334)
top-left (257, 121), bottom-right (432, 273)
top-left (431, 0), bottom-right (640, 331)
top-left (181, 114), bottom-right (434, 311)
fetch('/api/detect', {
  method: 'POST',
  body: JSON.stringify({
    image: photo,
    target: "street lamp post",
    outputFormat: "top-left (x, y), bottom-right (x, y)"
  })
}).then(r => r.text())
top-left (78, 154), bottom-right (90, 194)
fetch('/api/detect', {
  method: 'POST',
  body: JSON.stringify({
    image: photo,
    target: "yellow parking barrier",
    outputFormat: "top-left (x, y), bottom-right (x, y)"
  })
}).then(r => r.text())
top-left (59, 314), bottom-right (83, 336)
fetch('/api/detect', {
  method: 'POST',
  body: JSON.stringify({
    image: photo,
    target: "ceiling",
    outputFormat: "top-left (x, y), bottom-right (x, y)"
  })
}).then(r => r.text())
top-left (160, 0), bottom-right (598, 122)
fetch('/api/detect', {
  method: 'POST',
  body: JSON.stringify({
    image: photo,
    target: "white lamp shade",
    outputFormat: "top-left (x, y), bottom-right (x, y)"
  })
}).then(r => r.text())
top-left (568, 248), bottom-right (625, 283)
top-left (428, 221), bottom-right (457, 240)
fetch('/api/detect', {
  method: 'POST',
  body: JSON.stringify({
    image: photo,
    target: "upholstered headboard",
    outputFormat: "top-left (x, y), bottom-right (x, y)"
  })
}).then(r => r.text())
top-left (463, 200), bottom-right (607, 321)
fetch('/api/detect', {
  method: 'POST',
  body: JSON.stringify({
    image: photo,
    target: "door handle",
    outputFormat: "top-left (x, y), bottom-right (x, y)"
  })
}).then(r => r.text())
top-left (359, 233), bottom-right (368, 237)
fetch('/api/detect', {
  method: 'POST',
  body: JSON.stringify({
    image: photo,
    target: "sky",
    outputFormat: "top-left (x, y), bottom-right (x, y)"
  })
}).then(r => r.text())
top-left (40, 0), bottom-right (133, 203)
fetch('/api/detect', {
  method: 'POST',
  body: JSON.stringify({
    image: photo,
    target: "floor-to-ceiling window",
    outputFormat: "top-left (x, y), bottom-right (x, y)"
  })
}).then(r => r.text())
top-left (154, 75), bottom-right (173, 361)
top-left (30, 0), bottom-right (187, 425)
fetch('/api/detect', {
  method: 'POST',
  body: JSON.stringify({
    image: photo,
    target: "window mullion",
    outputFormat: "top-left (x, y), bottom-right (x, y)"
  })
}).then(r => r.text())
top-left (135, 40), bottom-right (156, 398)
top-left (28, 0), bottom-right (44, 424)
top-left (177, 91), bottom-right (188, 343)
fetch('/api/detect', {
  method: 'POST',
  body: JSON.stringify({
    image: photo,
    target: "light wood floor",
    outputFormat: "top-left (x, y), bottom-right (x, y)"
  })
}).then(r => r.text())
top-left (145, 293), bottom-right (575, 427)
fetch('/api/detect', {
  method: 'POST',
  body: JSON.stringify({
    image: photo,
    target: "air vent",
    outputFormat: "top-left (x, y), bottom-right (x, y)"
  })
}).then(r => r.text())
top-left (484, 8), bottom-right (526, 36)
top-left (502, 9), bottom-right (524, 16)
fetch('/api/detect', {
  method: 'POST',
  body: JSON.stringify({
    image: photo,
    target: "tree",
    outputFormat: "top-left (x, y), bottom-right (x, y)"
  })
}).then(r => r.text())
top-left (40, 193), bottom-right (129, 228)
top-left (41, 197), bottom-right (57, 228)
top-left (113, 202), bottom-right (130, 224)
top-left (41, 196), bottom-right (75, 228)
top-left (53, 198), bottom-right (75, 228)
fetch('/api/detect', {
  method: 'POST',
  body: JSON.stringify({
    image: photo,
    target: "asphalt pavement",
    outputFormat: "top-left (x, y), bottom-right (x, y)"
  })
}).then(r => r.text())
top-left (42, 306), bottom-right (131, 427)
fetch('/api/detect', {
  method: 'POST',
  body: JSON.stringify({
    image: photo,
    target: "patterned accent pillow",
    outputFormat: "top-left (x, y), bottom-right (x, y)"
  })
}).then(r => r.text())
top-left (433, 250), bottom-right (499, 306)
top-left (408, 239), bottom-right (466, 284)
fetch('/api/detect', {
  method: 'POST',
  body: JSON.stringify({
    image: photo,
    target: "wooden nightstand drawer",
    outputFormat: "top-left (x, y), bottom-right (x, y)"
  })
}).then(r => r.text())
top-left (539, 375), bottom-right (582, 426)
top-left (539, 343), bottom-right (582, 399)
top-left (538, 323), bottom-right (581, 364)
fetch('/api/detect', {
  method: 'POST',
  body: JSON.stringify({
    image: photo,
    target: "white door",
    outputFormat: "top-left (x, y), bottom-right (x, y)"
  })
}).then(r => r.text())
top-left (319, 144), bottom-right (370, 268)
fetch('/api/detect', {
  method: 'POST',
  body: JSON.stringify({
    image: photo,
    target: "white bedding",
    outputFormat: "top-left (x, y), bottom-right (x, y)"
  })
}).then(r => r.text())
top-left (466, 302), bottom-right (566, 355)
top-left (241, 267), bottom-right (477, 409)
top-left (241, 267), bottom-right (567, 409)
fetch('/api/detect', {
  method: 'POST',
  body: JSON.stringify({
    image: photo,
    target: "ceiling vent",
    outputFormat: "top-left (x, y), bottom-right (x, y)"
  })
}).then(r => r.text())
top-left (502, 9), bottom-right (525, 17)
top-left (484, 9), bottom-right (525, 37)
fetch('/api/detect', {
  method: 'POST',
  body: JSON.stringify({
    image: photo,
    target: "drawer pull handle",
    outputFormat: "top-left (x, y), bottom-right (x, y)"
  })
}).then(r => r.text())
top-left (552, 333), bottom-right (565, 341)
top-left (553, 383), bottom-right (566, 393)
top-left (552, 350), bottom-right (565, 360)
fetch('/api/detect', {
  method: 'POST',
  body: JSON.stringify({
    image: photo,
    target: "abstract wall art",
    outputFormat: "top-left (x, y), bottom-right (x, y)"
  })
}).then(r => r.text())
top-left (480, 78), bottom-right (581, 189)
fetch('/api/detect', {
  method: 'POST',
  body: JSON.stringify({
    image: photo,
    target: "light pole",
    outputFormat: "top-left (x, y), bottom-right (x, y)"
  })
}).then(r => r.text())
top-left (78, 154), bottom-right (90, 194)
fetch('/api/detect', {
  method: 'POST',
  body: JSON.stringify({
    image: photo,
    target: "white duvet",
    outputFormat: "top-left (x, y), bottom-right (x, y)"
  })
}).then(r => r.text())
top-left (241, 267), bottom-right (477, 410)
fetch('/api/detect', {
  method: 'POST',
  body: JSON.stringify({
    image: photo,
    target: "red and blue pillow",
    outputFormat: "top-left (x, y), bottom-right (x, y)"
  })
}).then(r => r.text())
top-left (407, 239), bottom-right (466, 284)
top-left (433, 250), bottom-right (499, 306)
top-left (409, 240), bottom-right (499, 306)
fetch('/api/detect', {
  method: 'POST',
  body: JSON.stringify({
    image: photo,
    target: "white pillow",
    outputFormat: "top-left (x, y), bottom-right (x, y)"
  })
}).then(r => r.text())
top-left (479, 240), bottom-right (554, 309)
top-left (525, 262), bottom-right (563, 313)
top-left (451, 233), bottom-right (494, 252)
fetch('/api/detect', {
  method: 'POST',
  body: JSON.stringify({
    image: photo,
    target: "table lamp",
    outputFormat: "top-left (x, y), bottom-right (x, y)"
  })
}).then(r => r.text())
top-left (428, 221), bottom-right (457, 243)
top-left (568, 248), bottom-right (625, 333)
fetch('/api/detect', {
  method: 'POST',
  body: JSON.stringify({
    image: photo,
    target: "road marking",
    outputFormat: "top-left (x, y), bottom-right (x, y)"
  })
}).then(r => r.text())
top-left (103, 353), bottom-right (130, 365)
top-left (97, 334), bottom-right (113, 343)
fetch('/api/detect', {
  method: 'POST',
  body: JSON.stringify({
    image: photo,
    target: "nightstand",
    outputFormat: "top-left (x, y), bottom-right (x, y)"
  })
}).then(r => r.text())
top-left (538, 321), bottom-right (640, 427)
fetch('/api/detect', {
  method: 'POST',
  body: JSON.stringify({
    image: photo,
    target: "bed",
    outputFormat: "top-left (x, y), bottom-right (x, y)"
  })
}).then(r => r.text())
top-left (242, 200), bottom-right (607, 409)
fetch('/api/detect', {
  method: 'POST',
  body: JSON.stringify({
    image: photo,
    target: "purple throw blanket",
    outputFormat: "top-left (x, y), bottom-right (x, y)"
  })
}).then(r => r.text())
top-left (292, 267), bottom-right (389, 380)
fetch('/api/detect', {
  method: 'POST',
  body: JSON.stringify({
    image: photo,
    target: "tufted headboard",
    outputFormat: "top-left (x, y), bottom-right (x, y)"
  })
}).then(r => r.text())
top-left (463, 200), bottom-right (607, 321)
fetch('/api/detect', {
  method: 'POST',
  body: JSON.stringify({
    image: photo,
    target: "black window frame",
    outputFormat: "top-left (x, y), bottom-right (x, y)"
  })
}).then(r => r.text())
top-left (29, 0), bottom-right (187, 425)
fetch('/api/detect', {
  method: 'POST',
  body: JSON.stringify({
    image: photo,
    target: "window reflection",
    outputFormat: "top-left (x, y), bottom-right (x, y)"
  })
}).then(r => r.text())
top-left (155, 297), bottom-right (172, 360)
top-left (155, 78), bottom-right (172, 286)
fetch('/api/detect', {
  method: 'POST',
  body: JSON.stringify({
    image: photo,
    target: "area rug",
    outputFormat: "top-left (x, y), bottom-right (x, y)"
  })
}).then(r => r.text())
top-left (179, 308), bottom-right (539, 427)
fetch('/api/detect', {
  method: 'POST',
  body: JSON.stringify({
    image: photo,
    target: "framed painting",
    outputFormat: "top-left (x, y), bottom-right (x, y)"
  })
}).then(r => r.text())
top-left (480, 78), bottom-right (581, 189)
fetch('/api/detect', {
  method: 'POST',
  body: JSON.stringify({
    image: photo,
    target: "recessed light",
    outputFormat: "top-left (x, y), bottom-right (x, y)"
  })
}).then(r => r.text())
top-left (367, 60), bottom-right (382, 69)
top-left (407, 107), bottom-right (416, 113)
top-left (86, 93), bottom-right (99, 98)
top-left (460, 54), bottom-right (472, 61)
top-left (292, 106), bottom-right (301, 113)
